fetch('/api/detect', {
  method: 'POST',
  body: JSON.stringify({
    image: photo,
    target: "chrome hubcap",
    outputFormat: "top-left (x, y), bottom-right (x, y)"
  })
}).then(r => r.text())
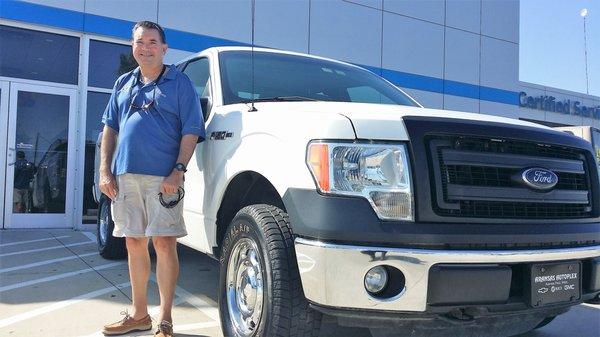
top-left (226, 237), bottom-right (264, 336)
top-left (99, 203), bottom-right (108, 245)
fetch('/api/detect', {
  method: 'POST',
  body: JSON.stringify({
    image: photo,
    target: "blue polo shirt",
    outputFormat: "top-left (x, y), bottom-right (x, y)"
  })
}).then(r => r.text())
top-left (102, 65), bottom-right (205, 177)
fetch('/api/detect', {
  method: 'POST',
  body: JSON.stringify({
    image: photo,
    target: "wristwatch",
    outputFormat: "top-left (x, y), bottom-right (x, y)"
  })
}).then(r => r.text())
top-left (174, 162), bottom-right (187, 173)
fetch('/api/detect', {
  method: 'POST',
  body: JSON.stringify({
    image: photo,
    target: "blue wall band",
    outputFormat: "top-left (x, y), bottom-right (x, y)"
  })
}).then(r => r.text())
top-left (0, 0), bottom-right (519, 106)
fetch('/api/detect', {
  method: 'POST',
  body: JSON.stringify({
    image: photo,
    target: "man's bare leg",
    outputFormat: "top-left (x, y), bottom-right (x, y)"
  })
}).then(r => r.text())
top-left (152, 236), bottom-right (179, 323)
top-left (126, 237), bottom-right (151, 320)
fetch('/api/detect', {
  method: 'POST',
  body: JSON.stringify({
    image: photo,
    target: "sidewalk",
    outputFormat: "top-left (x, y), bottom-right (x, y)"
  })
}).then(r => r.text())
top-left (1, 229), bottom-right (597, 337)
top-left (0, 229), bottom-right (222, 337)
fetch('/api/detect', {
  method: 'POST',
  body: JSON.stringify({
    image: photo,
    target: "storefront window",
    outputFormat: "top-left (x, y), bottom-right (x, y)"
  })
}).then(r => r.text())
top-left (0, 25), bottom-right (79, 84)
top-left (82, 92), bottom-right (111, 221)
top-left (88, 40), bottom-right (137, 89)
top-left (592, 128), bottom-right (600, 173)
top-left (82, 39), bottom-right (136, 221)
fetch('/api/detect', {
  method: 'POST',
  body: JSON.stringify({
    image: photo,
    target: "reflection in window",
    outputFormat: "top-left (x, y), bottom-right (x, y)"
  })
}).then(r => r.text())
top-left (219, 51), bottom-right (418, 107)
top-left (183, 58), bottom-right (210, 97)
top-left (14, 91), bottom-right (70, 213)
top-left (347, 86), bottom-right (395, 104)
top-left (0, 25), bottom-right (80, 84)
top-left (592, 129), bottom-right (600, 173)
top-left (83, 92), bottom-right (110, 221)
top-left (86, 92), bottom-right (111, 142)
top-left (88, 40), bottom-right (137, 89)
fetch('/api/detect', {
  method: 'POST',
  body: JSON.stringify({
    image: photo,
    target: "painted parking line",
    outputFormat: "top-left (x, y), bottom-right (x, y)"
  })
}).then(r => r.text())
top-left (0, 281), bottom-right (131, 329)
top-left (175, 321), bottom-right (221, 332)
top-left (0, 252), bottom-right (98, 273)
top-left (0, 241), bottom-right (94, 257)
top-left (0, 261), bottom-right (125, 293)
top-left (152, 275), bottom-right (219, 322)
top-left (0, 235), bottom-right (70, 247)
top-left (81, 232), bottom-right (97, 243)
top-left (149, 295), bottom-right (188, 316)
top-left (79, 293), bottom-right (194, 337)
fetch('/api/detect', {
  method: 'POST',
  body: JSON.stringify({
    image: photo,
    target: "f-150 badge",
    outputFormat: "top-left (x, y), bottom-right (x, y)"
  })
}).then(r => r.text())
top-left (210, 131), bottom-right (233, 140)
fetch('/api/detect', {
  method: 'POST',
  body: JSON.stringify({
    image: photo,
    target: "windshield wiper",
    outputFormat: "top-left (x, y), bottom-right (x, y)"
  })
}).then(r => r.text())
top-left (241, 96), bottom-right (320, 103)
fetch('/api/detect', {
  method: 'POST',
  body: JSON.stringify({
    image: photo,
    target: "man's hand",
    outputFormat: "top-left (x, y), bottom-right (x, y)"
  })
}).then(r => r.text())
top-left (99, 170), bottom-right (118, 201)
top-left (161, 170), bottom-right (184, 195)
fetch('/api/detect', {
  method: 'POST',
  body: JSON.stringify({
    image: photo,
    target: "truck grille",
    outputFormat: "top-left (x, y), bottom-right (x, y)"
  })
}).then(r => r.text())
top-left (429, 136), bottom-right (593, 219)
top-left (445, 166), bottom-right (587, 190)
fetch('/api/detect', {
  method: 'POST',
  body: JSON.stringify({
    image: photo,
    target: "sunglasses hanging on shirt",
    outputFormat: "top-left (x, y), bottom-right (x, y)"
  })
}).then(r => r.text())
top-left (129, 65), bottom-right (166, 111)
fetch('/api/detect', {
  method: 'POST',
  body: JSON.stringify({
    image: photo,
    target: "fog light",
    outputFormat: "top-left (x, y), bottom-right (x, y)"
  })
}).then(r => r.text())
top-left (365, 266), bottom-right (388, 294)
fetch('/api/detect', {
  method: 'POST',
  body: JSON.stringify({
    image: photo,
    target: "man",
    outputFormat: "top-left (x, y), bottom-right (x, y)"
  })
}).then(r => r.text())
top-left (99, 21), bottom-right (205, 337)
top-left (13, 150), bottom-right (33, 213)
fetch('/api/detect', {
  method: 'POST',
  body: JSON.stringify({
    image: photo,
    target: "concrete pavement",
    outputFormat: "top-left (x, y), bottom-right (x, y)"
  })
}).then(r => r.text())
top-left (0, 229), bottom-right (598, 337)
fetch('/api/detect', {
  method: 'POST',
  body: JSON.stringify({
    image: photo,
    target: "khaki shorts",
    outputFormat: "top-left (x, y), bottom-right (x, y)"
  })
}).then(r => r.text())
top-left (111, 173), bottom-right (187, 238)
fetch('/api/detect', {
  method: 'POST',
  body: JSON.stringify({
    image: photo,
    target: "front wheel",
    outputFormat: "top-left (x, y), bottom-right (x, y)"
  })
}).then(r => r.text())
top-left (219, 204), bottom-right (322, 337)
top-left (97, 196), bottom-right (127, 260)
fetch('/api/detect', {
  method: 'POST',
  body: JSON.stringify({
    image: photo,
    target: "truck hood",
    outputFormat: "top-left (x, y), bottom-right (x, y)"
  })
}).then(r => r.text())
top-left (234, 101), bottom-right (550, 141)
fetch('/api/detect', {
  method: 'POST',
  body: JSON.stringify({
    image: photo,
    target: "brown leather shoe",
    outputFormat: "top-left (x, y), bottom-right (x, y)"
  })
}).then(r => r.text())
top-left (154, 320), bottom-right (173, 337)
top-left (102, 310), bottom-right (152, 336)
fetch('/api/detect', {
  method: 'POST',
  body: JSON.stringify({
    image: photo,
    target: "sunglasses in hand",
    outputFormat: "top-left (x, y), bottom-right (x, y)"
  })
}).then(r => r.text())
top-left (158, 187), bottom-right (185, 208)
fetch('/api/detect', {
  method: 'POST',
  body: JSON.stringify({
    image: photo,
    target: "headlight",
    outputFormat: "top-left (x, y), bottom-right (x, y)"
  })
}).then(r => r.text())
top-left (306, 141), bottom-right (413, 221)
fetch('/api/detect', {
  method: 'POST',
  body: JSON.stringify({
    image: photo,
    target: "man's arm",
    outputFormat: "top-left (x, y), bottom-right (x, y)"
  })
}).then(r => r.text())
top-left (99, 125), bottom-right (119, 200)
top-left (160, 134), bottom-right (199, 194)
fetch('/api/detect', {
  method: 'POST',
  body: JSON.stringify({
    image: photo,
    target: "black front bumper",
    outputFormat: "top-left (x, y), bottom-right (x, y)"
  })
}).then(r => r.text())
top-left (283, 188), bottom-right (600, 249)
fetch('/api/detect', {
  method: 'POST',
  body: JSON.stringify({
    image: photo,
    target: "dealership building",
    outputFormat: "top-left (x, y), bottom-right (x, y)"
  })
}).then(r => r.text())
top-left (0, 0), bottom-right (598, 230)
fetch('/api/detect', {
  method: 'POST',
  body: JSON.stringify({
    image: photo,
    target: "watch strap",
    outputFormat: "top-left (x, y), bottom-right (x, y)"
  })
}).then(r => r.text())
top-left (174, 162), bottom-right (187, 172)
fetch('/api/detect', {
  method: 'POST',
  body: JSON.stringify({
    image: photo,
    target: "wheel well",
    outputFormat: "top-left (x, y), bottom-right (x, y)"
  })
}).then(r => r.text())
top-left (215, 171), bottom-right (285, 257)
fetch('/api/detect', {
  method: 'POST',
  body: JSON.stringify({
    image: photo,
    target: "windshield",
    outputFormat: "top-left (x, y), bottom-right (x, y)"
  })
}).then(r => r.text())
top-left (219, 51), bottom-right (418, 107)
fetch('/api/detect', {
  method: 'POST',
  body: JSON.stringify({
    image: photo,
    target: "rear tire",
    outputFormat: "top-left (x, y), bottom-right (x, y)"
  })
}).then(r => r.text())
top-left (97, 196), bottom-right (127, 260)
top-left (219, 204), bottom-right (322, 337)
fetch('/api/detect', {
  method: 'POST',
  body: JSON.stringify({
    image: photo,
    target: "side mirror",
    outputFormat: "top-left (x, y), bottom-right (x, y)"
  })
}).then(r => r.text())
top-left (199, 97), bottom-right (211, 143)
top-left (200, 97), bottom-right (212, 121)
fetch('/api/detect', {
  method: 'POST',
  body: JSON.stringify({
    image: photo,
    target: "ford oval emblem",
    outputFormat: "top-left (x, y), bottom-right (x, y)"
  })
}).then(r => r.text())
top-left (520, 167), bottom-right (558, 190)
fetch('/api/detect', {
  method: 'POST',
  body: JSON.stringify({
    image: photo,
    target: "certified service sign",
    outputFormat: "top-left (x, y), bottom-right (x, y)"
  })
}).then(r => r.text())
top-left (520, 167), bottom-right (558, 191)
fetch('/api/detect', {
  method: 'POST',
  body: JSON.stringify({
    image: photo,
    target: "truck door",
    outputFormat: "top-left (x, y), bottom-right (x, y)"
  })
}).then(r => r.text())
top-left (179, 57), bottom-right (215, 253)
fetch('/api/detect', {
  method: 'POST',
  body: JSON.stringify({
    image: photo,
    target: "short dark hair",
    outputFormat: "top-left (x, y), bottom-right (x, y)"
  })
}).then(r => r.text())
top-left (132, 21), bottom-right (166, 44)
top-left (16, 151), bottom-right (25, 159)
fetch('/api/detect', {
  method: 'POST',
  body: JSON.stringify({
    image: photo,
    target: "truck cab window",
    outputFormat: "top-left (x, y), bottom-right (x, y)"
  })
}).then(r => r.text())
top-left (183, 57), bottom-right (212, 119)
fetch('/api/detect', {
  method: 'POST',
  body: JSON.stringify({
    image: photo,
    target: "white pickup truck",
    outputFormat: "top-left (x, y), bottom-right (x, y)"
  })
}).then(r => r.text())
top-left (94, 47), bottom-right (600, 337)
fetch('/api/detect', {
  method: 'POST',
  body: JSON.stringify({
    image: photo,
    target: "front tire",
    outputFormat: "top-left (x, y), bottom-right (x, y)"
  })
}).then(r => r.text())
top-left (97, 196), bottom-right (127, 260)
top-left (219, 204), bottom-right (322, 337)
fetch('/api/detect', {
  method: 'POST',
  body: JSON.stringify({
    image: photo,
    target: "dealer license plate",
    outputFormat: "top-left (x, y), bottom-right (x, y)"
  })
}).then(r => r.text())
top-left (529, 261), bottom-right (581, 307)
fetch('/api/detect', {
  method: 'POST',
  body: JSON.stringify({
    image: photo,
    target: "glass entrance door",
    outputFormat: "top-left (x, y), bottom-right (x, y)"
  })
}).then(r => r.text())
top-left (3, 83), bottom-right (77, 228)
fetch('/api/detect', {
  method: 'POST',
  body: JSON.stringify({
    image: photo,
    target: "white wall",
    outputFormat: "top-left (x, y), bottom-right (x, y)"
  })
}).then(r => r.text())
top-left (309, 0), bottom-right (382, 66)
top-left (159, 0), bottom-right (252, 43)
top-left (255, 0), bottom-right (309, 53)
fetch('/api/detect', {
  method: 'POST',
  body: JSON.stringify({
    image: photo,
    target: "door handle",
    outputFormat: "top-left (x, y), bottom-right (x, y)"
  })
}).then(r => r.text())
top-left (8, 162), bottom-right (15, 166)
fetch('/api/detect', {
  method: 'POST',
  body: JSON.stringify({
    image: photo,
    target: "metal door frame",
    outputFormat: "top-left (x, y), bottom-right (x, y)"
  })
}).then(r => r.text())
top-left (3, 82), bottom-right (78, 228)
top-left (0, 81), bottom-right (9, 228)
